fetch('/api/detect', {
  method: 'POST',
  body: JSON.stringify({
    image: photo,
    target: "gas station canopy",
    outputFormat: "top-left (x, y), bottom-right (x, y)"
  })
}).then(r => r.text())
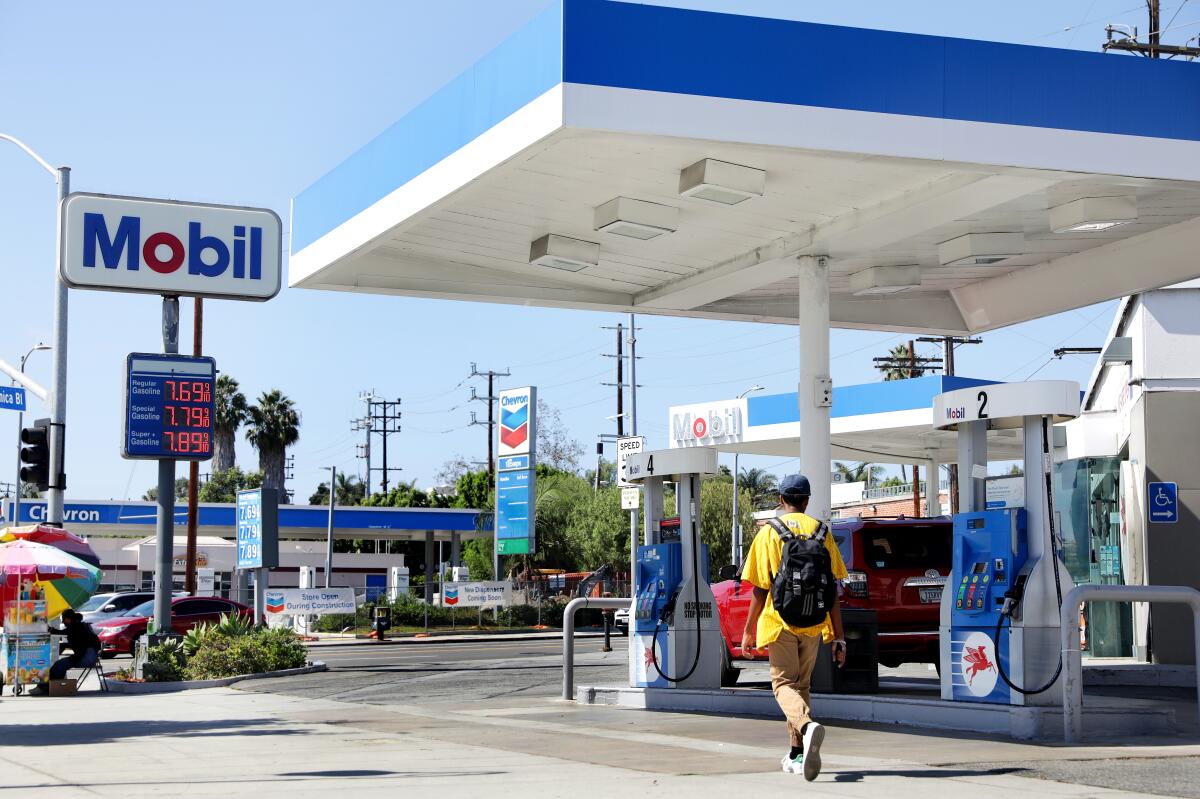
top-left (290, 0), bottom-right (1200, 334)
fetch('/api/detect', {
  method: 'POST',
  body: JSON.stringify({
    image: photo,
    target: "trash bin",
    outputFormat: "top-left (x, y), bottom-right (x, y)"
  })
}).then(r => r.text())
top-left (812, 608), bottom-right (879, 694)
top-left (373, 606), bottom-right (392, 642)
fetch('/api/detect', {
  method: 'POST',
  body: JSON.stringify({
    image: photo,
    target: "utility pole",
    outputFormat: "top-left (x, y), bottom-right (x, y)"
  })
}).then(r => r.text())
top-left (917, 335), bottom-right (981, 515)
top-left (603, 319), bottom-right (640, 439)
top-left (362, 395), bottom-right (402, 493)
top-left (184, 298), bottom-right (202, 595)
top-left (468, 364), bottom-right (510, 489)
top-left (1104, 1), bottom-right (1200, 58)
top-left (353, 391), bottom-right (373, 495)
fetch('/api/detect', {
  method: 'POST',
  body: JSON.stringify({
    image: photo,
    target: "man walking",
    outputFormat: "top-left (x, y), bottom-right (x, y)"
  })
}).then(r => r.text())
top-left (740, 474), bottom-right (847, 780)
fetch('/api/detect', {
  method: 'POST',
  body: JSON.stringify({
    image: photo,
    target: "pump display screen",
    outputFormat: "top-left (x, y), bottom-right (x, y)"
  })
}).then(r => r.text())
top-left (122, 353), bottom-right (217, 461)
top-left (968, 518), bottom-right (986, 529)
top-left (972, 561), bottom-right (988, 574)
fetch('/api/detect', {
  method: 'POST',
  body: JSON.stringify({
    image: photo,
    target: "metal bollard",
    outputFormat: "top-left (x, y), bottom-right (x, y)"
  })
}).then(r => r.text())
top-left (562, 597), bottom-right (631, 701)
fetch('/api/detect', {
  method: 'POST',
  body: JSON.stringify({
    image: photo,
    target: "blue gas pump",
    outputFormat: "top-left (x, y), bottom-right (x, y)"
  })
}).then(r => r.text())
top-left (625, 448), bottom-right (724, 690)
top-left (934, 382), bottom-right (1081, 707)
top-left (946, 509), bottom-right (1028, 703)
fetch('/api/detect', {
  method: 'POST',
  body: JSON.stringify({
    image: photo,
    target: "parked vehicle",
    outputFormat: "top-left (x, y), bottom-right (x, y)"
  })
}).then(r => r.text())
top-left (614, 606), bottom-right (629, 635)
top-left (93, 596), bottom-right (254, 657)
top-left (76, 591), bottom-right (184, 626)
top-left (712, 516), bottom-right (951, 684)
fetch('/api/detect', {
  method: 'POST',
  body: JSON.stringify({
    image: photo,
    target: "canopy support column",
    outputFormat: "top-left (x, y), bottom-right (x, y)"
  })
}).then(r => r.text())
top-left (797, 256), bottom-right (831, 522)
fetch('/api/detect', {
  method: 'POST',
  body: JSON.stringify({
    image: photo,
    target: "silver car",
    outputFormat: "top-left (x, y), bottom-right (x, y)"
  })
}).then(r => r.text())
top-left (77, 592), bottom-right (175, 625)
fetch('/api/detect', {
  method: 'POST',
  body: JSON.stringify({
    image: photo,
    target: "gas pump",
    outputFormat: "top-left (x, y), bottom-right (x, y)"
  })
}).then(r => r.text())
top-left (933, 382), bottom-right (1080, 706)
top-left (624, 447), bottom-right (724, 690)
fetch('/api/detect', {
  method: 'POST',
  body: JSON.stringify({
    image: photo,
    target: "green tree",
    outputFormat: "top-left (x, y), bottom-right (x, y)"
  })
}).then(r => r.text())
top-left (362, 479), bottom-right (451, 509)
top-left (698, 479), bottom-right (755, 574)
top-left (213, 375), bottom-right (249, 473)
top-left (567, 486), bottom-right (630, 571)
top-left (309, 473), bottom-right (367, 506)
top-left (143, 478), bottom-right (190, 502)
top-left (19, 482), bottom-right (40, 499)
top-left (198, 467), bottom-right (264, 503)
top-left (536, 399), bottom-right (583, 474)
top-left (738, 467), bottom-right (779, 509)
top-left (834, 461), bottom-right (883, 486)
top-left (245, 390), bottom-right (300, 499)
top-left (878, 343), bottom-right (916, 381)
top-left (452, 470), bottom-right (491, 510)
top-left (530, 469), bottom-right (590, 571)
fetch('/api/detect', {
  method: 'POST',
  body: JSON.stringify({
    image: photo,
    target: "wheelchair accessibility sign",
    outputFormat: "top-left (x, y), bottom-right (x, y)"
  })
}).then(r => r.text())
top-left (1148, 482), bottom-right (1178, 524)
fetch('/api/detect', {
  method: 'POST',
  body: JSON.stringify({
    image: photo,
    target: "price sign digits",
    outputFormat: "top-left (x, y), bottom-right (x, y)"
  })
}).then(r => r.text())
top-left (123, 354), bottom-right (217, 461)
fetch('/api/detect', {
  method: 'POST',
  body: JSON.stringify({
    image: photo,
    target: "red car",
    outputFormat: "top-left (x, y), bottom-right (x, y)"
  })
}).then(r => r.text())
top-left (714, 517), bottom-right (951, 682)
top-left (94, 596), bottom-right (254, 657)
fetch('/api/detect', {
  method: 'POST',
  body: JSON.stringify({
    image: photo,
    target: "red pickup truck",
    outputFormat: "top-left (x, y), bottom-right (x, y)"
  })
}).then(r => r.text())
top-left (713, 516), bottom-right (951, 685)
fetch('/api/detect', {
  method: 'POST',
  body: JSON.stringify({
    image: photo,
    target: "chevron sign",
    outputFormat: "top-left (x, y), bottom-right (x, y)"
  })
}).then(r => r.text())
top-left (497, 386), bottom-right (536, 458)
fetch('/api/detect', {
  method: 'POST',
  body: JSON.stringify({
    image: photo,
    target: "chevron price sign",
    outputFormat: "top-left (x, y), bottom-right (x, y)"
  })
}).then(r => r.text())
top-left (496, 387), bottom-right (537, 555)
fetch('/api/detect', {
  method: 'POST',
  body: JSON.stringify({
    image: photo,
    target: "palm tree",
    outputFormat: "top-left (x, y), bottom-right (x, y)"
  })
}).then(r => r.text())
top-left (213, 375), bottom-right (249, 473)
top-left (834, 461), bottom-right (883, 486)
top-left (738, 467), bottom-right (779, 509)
top-left (878, 343), bottom-right (915, 381)
top-left (245, 390), bottom-right (300, 498)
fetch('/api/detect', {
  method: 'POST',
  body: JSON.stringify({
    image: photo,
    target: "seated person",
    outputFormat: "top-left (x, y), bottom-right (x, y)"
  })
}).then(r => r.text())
top-left (50, 608), bottom-right (101, 679)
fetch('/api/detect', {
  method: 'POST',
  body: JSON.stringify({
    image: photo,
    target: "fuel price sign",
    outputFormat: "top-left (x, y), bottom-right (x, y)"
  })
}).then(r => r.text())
top-left (123, 353), bottom-right (217, 460)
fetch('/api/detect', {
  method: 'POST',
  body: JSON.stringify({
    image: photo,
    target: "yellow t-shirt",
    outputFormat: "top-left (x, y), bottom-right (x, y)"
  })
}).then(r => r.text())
top-left (741, 512), bottom-right (848, 646)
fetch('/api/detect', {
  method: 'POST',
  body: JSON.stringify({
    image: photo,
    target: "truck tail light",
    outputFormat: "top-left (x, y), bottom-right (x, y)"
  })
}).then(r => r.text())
top-left (843, 571), bottom-right (869, 599)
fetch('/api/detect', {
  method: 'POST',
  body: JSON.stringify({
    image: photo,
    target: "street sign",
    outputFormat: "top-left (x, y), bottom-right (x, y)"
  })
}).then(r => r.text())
top-left (616, 435), bottom-right (644, 487)
top-left (122, 353), bottom-right (216, 461)
top-left (236, 488), bottom-right (280, 569)
top-left (1148, 481), bottom-right (1178, 524)
top-left (621, 487), bottom-right (640, 510)
top-left (0, 386), bottom-right (26, 412)
top-left (60, 193), bottom-right (282, 301)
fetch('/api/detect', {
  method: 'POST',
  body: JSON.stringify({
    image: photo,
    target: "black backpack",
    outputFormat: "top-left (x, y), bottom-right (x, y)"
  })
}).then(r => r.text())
top-left (767, 518), bottom-right (837, 629)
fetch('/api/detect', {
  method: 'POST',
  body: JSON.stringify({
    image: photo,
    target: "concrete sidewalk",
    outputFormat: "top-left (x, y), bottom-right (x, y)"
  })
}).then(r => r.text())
top-left (1, 686), bottom-right (1197, 798)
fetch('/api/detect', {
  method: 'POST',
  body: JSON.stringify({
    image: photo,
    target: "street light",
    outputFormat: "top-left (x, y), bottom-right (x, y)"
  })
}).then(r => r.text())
top-left (732, 385), bottom-right (764, 569)
top-left (0, 134), bottom-right (70, 528)
top-left (12, 343), bottom-right (51, 527)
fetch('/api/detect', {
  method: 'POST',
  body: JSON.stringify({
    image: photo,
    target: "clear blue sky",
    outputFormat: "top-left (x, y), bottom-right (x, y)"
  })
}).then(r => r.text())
top-left (1, 1), bottom-right (1189, 503)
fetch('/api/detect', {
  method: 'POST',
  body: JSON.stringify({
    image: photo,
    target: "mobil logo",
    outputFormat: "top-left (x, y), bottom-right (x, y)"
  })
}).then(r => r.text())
top-left (497, 387), bottom-right (536, 457)
top-left (61, 193), bottom-right (282, 301)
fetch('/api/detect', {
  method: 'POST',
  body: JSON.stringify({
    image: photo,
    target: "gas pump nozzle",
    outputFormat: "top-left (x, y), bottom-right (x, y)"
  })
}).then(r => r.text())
top-left (1000, 573), bottom-right (1029, 619)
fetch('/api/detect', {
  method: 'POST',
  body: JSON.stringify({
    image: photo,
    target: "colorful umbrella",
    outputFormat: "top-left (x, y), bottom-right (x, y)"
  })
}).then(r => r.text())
top-left (0, 540), bottom-right (103, 621)
top-left (1, 524), bottom-right (100, 568)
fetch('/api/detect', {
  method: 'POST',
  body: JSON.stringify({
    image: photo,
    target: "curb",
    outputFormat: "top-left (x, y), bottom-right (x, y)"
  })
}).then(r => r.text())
top-left (307, 631), bottom-right (612, 647)
top-left (104, 662), bottom-right (327, 694)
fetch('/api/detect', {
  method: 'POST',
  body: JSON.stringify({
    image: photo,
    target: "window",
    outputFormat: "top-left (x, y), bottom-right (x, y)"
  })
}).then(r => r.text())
top-left (859, 525), bottom-right (951, 570)
top-left (178, 599), bottom-right (232, 615)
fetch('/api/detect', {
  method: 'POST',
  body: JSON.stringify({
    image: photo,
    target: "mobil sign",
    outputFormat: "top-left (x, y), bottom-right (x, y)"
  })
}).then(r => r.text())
top-left (61, 193), bottom-right (282, 301)
top-left (497, 386), bottom-right (537, 458)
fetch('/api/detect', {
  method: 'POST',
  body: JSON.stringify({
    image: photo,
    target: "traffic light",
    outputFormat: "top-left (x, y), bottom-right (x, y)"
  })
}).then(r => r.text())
top-left (19, 419), bottom-right (50, 491)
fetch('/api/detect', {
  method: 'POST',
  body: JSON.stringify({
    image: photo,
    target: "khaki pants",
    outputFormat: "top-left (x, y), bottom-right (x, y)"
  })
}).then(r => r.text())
top-left (768, 629), bottom-right (821, 747)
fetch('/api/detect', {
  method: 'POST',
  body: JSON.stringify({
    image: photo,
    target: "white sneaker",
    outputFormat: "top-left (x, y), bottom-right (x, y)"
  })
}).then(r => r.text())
top-left (780, 752), bottom-right (804, 775)
top-left (801, 722), bottom-right (824, 781)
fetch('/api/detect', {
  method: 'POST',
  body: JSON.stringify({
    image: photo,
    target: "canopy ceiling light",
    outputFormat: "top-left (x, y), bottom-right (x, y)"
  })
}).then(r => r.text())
top-left (529, 234), bottom-right (600, 272)
top-left (1049, 195), bottom-right (1138, 233)
top-left (849, 264), bottom-right (922, 296)
top-left (594, 197), bottom-right (678, 240)
top-left (678, 158), bottom-right (765, 205)
top-left (937, 232), bottom-right (1024, 267)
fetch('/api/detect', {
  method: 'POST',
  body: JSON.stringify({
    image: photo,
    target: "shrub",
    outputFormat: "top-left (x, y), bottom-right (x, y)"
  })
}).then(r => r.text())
top-left (183, 625), bottom-right (307, 680)
top-left (143, 639), bottom-right (185, 682)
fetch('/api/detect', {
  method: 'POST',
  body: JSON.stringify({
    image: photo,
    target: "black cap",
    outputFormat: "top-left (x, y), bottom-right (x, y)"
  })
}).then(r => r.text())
top-left (779, 473), bottom-right (811, 498)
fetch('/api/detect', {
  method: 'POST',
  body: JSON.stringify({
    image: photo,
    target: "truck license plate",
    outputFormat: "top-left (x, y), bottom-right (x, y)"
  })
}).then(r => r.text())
top-left (919, 587), bottom-right (943, 604)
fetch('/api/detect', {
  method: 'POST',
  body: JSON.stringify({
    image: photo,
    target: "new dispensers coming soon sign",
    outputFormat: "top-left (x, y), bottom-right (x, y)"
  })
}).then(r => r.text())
top-left (496, 387), bottom-right (536, 556)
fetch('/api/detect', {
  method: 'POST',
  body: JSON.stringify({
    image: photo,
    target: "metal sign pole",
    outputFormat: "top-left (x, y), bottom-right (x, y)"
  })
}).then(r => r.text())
top-left (46, 166), bottom-right (70, 528)
top-left (152, 296), bottom-right (180, 637)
